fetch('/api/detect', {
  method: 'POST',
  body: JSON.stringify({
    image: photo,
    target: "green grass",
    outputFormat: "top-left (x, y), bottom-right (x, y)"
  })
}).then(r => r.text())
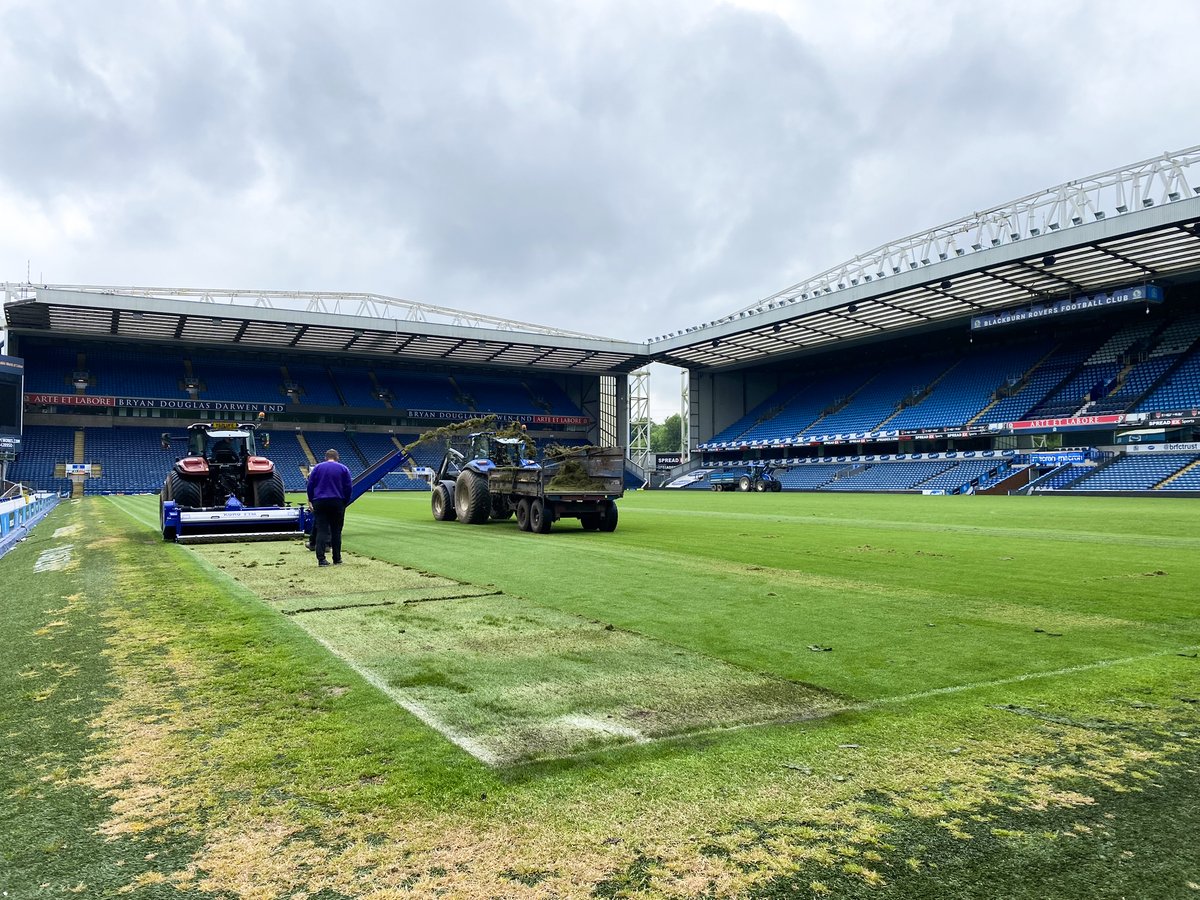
top-left (1, 491), bottom-right (1198, 897)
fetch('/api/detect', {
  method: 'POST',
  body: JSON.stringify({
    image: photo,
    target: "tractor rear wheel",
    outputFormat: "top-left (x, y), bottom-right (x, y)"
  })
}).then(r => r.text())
top-left (431, 483), bottom-right (456, 521)
top-left (597, 499), bottom-right (619, 532)
top-left (516, 498), bottom-right (532, 531)
top-left (454, 471), bottom-right (490, 524)
top-left (251, 472), bottom-right (286, 508)
top-left (530, 498), bottom-right (552, 533)
top-left (167, 471), bottom-right (203, 510)
top-left (738, 475), bottom-right (752, 492)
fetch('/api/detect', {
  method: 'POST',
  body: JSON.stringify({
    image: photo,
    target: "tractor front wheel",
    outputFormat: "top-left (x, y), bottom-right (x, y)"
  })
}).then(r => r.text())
top-left (755, 479), bottom-right (767, 492)
top-left (454, 471), bottom-right (491, 524)
top-left (771, 480), bottom-right (783, 492)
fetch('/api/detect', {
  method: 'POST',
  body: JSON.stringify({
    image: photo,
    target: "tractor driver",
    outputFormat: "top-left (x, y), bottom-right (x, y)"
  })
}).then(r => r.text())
top-left (211, 437), bottom-right (237, 463)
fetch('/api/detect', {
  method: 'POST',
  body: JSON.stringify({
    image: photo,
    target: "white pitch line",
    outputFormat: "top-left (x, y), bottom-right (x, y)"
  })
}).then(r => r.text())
top-left (297, 626), bottom-right (502, 767)
top-left (870, 643), bottom-right (1200, 707)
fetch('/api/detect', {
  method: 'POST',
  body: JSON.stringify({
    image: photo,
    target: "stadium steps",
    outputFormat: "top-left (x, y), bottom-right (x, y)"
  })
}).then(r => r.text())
top-left (345, 435), bottom-right (371, 467)
top-left (876, 360), bottom-right (960, 430)
top-left (967, 343), bottom-right (1060, 425)
top-left (328, 367), bottom-right (350, 407)
top-left (296, 433), bottom-right (318, 467)
top-left (279, 365), bottom-right (295, 402)
top-left (368, 371), bottom-right (392, 408)
top-left (72, 429), bottom-right (86, 498)
top-left (804, 376), bottom-right (874, 435)
top-left (1157, 457), bottom-right (1200, 489)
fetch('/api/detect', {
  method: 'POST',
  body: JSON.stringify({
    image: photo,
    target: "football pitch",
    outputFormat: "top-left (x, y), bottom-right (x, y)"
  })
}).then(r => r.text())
top-left (2, 491), bottom-right (1199, 898)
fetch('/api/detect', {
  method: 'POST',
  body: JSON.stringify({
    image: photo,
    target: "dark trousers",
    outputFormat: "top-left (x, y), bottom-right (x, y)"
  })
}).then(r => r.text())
top-left (311, 498), bottom-right (346, 563)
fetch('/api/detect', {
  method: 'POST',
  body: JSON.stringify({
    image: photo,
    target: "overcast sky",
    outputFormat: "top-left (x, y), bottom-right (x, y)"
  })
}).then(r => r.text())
top-left (1, 1), bottom-right (1198, 419)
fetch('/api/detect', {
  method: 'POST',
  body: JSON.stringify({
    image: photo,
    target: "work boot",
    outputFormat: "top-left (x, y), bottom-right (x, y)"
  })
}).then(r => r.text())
top-left (317, 558), bottom-right (330, 567)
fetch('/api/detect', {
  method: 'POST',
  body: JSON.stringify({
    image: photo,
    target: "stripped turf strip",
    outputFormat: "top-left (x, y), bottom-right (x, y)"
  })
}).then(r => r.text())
top-left (189, 540), bottom-right (845, 765)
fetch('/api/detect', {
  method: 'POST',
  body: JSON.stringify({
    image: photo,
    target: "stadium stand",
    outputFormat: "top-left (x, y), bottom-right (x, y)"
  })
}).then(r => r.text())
top-left (1160, 460), bottom-right (1200, 490)
top-left (331, 367), bottom-right (386, 408)
top-left (85, 347), bottom-right (187, 399)
top-left (285, 364), bottom-right (344, 406)
top-left (191, 358), bottom-right (284, 402)
top-left (1069, 453), bottom-right (1198, 491)
top-left (20, 345), bottom-right (80, 393)
top-left (1133, 351), bottom-right (1200, 413)
top-left (82, 428), bottom-right (166, 494)
top-left (1028, 464), bottom-right (1094, 492)
top-left (266, 433), bottom-right (315, 493)
top-left (6, 426), bottom-right (75, 493)
top-left (888, 341), bottom-right (1053, 431)
top-left (806, 357), bottom-right (953, 438)
top-left (775, 464), bottom-right (849, 491)
top-left (820, 460), bottom-right (956, 492)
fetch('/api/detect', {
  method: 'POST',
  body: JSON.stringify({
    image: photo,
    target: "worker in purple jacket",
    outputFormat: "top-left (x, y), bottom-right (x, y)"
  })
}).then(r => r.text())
top-left (307, 449), bottom-right (353, 567)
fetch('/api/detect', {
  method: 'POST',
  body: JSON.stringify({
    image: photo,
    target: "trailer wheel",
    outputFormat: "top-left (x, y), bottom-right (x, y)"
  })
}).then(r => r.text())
top-left (516, 498), bottom-right (532, 531)
top-left (167, 471), bottom-right (203, 510)
top-left (432, 483), bottom-right (457, 521)
top-left (455, 471), bottom-right (490, 524)
top-left (251, 472), bottom-right (286, 508)
top-left (530, 499), bottom-right (552, 533)
top-left (579, 513), bottom-right (600, 531)
top-left (597, 499), bottom-right (619, 532)
top-left (710, 482), bottom-right (720, 492)
top-left (738, 475), bottom-right (752, 492)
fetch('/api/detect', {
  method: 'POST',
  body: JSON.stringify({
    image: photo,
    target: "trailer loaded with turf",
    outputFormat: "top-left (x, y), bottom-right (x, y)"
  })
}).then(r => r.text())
top-left (432, 433), bottom-right (624, 533)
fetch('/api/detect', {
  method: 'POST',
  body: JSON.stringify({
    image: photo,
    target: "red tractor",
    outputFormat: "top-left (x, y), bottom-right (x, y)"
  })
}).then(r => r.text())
top-left (161, 423), bottom-right (286, 512)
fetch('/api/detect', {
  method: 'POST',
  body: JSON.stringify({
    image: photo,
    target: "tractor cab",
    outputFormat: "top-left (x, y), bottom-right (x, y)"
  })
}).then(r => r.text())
top-left (436, 432), bottom-right (538, 482)
top-left (176, 423), bottom-right (270, 466)
top-left (468, 433), bottom-right (536, 469)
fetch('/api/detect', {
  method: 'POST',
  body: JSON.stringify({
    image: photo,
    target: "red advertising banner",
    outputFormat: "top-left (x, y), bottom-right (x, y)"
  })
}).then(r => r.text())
top-left (26, 392), bottom-right (116, 408)
top-left (1010, 414), bottom-right (1124, 431)
top-left (531, 414), bottom-right (591, 426)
